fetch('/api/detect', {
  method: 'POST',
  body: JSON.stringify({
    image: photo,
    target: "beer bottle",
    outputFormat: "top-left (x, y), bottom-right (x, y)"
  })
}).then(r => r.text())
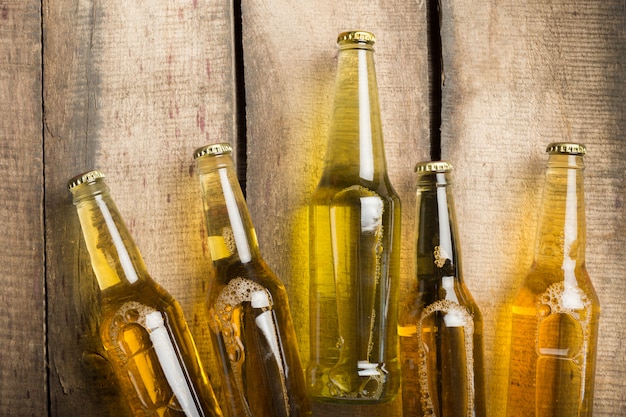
top-left (506, 143), bottom-right (600, 416)
top-left (307, 30), bottom-right (401, 403)
top-left (68, 170), bottom-right (223, 417)
top-left (193, 143), bottom-right (312, 417)
top-left (398, 161), bottom-right (486, 417)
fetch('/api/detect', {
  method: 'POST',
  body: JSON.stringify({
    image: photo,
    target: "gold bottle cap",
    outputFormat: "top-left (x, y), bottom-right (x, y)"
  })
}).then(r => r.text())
top-left (193, 143), bottom-right (233, 159)
top-left (415, 161), bottom-right (453, 173)
top-left (546, 142), bottom-right (586, 156)
top-left (67, 170), bottom-right (105, 190)
top-left (337, 30), bottom-right (376, 45)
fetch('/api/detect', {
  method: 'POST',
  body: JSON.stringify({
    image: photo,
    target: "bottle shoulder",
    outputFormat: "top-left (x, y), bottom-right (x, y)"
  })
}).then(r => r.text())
top-left (208, 258), bottom-right (288, 300)
top-left (99, 277), bottom-right (179, 313)
top-left (412, 277), bottom-right (480, 307)
top-left (400, 276), bottom-right (483, 327)
top-left (514, 264), bottom-right (599, 309)
top-left (310, 175), bottom-right (400, 204)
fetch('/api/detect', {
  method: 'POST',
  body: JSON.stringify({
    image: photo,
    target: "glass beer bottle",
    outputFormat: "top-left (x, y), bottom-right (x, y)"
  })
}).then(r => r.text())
top-left (398, 161), bottom-right (486, 417)
top-left (68, 170), bottom-right (223, 417)
top-left (307, 30), bottom-right (401, 403)
top-left (193, 143), bottom-right (312, 417)
top-left (506, 143), bottom-right (600, 417)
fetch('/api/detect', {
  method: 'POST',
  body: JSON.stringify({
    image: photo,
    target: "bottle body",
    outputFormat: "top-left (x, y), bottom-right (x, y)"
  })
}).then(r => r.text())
top-left (398, 162), bottom-right (485, 417)
top-left (207, 259), bottom-right (308, 417)
top-left (506, 143), bottom-right (600, 417)
top-left (194, 144), bottom-right (311, 417)
top-left (307, 31), bottom-right (401, 403)
top-left (69, 171), bottom-right (222, 417)
top-left (308, 180), bottom-right (401, 403)
top-left (507, 268), bottom-right (599, 417)
top-left (100, 281), bottom-right (217, 417)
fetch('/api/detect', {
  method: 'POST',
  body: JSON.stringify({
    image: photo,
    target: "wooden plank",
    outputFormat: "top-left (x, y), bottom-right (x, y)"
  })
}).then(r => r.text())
top-left (0, 1), bottom-right (45, 416)
top-left (43, 0), bottom-right (237, 414)
top-left (25, 1), bottom-right (623, 416)
top-left (440, 0), bottom-right (626, 415)
top-left (242, 1), bottom-right (430, 415)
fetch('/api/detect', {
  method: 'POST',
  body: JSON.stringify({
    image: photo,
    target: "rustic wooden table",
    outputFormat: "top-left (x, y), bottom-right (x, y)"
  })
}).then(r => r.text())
top-left (1, 0), bottom-right (624, 416)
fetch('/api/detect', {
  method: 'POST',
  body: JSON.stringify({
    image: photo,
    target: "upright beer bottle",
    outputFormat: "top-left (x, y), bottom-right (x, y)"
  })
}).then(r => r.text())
top-left (68, 170), bottom-right (223, 417)
top-left (398, 161), bottom-right (486, 417)
top-left (193, 143), bottom-right (312, 417)
top-left (307, 30), bottom-right (402, 403)
top-left (506, 143), bottom-right (600, 417)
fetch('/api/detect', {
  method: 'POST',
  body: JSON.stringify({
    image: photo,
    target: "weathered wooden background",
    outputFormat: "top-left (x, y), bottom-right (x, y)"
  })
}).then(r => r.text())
top-left (1, 0), bottom-right (624, 416)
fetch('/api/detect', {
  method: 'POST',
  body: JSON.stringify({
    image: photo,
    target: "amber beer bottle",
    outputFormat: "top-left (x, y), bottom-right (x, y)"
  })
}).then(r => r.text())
top-left (307, 30), bottom-right (401, 404)
top-left (506, 143), bottom-right (600, 417)
top-left (193, 143), bottom-right (312, 417)
top-left (68, 170), bottom-right (223, 417)
top-left (398, 161), bottom-right (486, 417)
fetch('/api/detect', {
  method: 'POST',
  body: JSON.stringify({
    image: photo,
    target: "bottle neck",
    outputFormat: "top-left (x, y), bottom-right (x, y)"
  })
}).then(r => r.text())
top-left (534, 154), bottom-right (587, 268)
top-left (415, 171), bottom-right (462, 284)
top-left (70, 180), bottom-right (149, 291)
top-left (322, 42), bottom-right (388, 184)
top-left (196, 153), bottom-right (260, 265)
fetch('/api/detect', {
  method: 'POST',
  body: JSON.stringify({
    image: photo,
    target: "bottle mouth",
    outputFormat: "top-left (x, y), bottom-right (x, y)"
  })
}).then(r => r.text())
top-left (546, 142), bottom-right (586, 156)
top-left (68, 170), bottom-right (105, 190)
top-left (414, 160), bottom-right (453, 173)
top-left (67, 170), bottom-right (110, 205)
top-left (545, 143), bottom-right (586, 170)
top-left (337, 31), bottom-right (376, 45)
top-left (337, 30), bottom-right (376, 50)
top-left (193, 142), bottom-right (233, 159)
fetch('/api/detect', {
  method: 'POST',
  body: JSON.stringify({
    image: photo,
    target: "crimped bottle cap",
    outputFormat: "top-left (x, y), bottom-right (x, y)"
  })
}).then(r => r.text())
top-left (415, 161), bottom-right (453, 173)
top-left (546, 142), bottom-right (586, 156)
top-left (193, 143), bottom-right (233, 159)
top-left (337, 30), bottom-right (376, 45)
top-left (67, 170), bottom-right (105, 190)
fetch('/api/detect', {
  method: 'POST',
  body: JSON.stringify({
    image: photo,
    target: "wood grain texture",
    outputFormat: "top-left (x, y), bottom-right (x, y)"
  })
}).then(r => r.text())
top-left (241, 1), bottom-right (430, 415)
top-left (440, 0), bottom-right (626, 415)
top-left (0, 1), bottom-right (45, 416)
top-left (0, 0), bottom-right (623, 415)
top-left (43, 0), bottom-right (236, 414)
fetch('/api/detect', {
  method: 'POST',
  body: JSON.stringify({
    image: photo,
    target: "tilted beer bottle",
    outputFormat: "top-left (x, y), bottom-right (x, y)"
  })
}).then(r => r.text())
top-left (307, 30), bottom-right (401, 403)
top-left (506, 143), bottom-right (600, 417)
top-left (68, 170), bottom-right (223, 417)
top-left (398, 161), bottom-right (486, 417)
top-left (193, 143), bottom-right (312, 417)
